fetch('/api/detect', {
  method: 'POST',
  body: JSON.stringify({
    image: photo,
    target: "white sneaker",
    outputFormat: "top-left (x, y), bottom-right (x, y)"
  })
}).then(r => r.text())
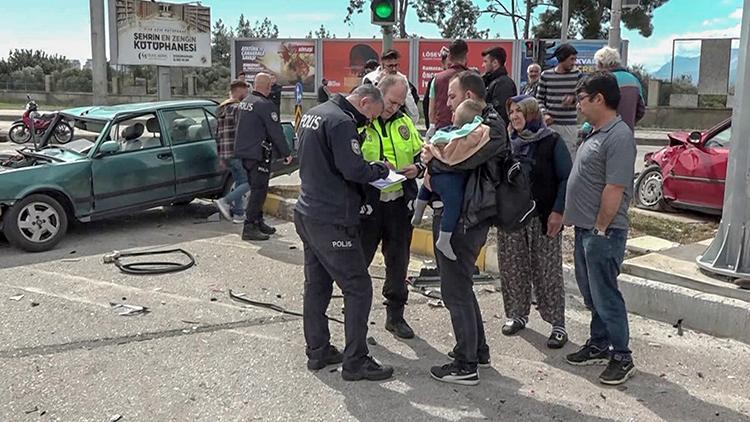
top-left (214, 198), bottom-right (232, 221)
top-left (232, 215), bottom-right (245, 224)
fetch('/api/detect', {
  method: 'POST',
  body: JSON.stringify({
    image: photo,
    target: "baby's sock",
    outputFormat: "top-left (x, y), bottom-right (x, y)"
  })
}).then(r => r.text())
top-left (436, 231), bottom-right (456, 261)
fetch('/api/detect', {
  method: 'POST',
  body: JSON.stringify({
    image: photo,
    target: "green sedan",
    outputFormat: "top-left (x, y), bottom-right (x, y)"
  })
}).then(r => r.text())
top-left (0, 100), bottom-right (298, 252)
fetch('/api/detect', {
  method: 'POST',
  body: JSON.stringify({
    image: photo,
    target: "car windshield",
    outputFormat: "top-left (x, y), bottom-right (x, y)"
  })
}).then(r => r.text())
top-left (707, 125), bottom-right (732, 148)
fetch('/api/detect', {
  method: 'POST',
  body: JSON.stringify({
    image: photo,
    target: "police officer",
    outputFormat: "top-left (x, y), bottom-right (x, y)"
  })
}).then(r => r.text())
top-left (235, 73), bottom-right (293, 241)
top-left (294, 84), bottom-right (395, 381)
top-left (360, 75), bottom-right (424, 339)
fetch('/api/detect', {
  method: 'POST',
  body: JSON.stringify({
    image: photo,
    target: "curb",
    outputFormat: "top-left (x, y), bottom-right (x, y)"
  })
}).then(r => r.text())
top-left (262, 193), bottom-right (750, 345)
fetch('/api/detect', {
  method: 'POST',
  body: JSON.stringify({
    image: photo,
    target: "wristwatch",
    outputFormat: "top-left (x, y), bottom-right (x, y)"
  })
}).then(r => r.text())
top-left (592, 227), bottom-right (607, 237)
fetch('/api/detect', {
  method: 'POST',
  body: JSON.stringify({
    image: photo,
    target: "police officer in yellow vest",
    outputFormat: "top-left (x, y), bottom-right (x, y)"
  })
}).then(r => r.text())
top-left (360, 75), bottom-right (425, 339)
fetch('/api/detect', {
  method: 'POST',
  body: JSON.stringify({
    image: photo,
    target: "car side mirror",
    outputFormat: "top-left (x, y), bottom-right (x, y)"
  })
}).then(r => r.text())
top-left (688, 131), bottom-right (702, 144)
top-left (96, 140), bottom-right (120, 157)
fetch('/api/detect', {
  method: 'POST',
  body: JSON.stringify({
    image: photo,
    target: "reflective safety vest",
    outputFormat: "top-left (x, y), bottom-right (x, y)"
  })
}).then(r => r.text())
top-left (361, 112), bottom-right (423, 193)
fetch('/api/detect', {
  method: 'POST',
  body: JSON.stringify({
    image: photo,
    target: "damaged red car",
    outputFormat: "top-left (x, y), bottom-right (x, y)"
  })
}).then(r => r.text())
top-left (634, 118), bottom-right (731, 215)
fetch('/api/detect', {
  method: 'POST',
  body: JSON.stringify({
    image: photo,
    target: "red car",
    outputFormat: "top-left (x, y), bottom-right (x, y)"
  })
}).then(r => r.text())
top-left (635, 118), bottom-right (731, 214)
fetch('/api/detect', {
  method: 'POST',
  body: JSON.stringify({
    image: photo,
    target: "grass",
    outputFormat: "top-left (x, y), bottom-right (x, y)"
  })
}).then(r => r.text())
top-left (628, 210), bottom-right (719, 244)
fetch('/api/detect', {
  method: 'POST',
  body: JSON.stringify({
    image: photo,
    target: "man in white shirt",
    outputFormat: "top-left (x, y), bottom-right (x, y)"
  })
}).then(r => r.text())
top-left (363, 49), bottom-right (420, 123)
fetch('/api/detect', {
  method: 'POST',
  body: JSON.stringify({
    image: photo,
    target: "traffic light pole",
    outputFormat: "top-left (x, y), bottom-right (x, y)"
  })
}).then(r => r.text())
top-left (697, 0), bottom-right (750, 279)
top-left (383, 25), bottom-right (394, 52)
top-left (609, 0), bottom-right (622, 52)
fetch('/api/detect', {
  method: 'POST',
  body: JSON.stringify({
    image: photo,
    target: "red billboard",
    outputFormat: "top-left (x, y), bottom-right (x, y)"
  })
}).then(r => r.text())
top-left (417, 40), bottom-right (515, 96)
top-left (322, 40), bottom-right (411, 94)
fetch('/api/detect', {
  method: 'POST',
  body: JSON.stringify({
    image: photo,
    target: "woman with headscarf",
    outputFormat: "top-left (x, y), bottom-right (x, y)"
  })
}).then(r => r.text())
top-left (496, 95), bottom-right (572, 349)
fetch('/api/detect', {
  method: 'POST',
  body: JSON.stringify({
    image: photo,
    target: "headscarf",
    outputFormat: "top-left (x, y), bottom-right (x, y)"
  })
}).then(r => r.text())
top-left (506, 94), bottom-right (553, 157)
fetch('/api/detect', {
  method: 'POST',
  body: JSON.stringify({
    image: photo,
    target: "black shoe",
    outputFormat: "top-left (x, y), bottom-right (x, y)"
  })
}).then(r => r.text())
top-left (547, 327), bottom-right (568, 349)
top-left (599, 355), bottom-right (636, 385)
top-left (430, 361), bottom-right (479, 386)
top-left (385, 307), bottom-right (415, 339)
top-left (501, 317), bottom-right (527, 336)
top-left (341, 356), bottom-right (394, 381)
top-left (258, 220), bottom-right (277, 235)
top-left (565, 342), bottom-right (610, 366)
top-left (447, 350), bottom-right (491, 368)
top-left (241, 225), bottom-right (270, 241)
top-left (307, 345), bottom-right (344, 370)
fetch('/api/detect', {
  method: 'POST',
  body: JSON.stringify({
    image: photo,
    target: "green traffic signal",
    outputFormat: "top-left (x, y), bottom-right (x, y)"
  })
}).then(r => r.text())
top-left (373, 1), bottom-right (394, 19)
top-left (371, 0), bottom-right (396, 25)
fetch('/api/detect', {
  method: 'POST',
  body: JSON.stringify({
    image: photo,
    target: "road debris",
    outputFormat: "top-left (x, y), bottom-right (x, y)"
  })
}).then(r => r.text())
top-left (9, 294), bottom-right (24, 301)
top-left (24, 406), bottom-right (38, 414)
top-left (427, 299), bottom-right (444, 308)
top-left (110, 302), bottom-right (149, 316)
top-left (367, 337), bottom-right (378, 346)
top-left (109, 415), bottom-right (123, 422)
top-left (30, 302), bottom-right (40, 307)
top-left (673, 319), bottom-right (684, 336)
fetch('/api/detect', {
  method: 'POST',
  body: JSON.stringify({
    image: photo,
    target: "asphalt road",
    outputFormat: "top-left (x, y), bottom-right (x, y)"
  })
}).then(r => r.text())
top-left (0, 203), bottom-right (748, 421)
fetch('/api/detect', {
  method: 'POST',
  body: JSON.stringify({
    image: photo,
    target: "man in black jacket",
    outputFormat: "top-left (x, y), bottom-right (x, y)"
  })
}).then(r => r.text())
top-left (427, 71), bottom-right (508, 386)
top-left (268, 73), bottom-right (282, 113)
top-left (295, 84), bottom-right (395, 382)
top-left (481, 46), bottom-right (517, 127)
top-left (235, 73), bottom-right (292, 241)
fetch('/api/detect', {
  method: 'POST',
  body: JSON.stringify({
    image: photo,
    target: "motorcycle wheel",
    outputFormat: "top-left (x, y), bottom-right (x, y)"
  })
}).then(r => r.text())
top-left (53, 121), bottom-right (74, 144)
top-left (8, 122), bottom-right (31, 144)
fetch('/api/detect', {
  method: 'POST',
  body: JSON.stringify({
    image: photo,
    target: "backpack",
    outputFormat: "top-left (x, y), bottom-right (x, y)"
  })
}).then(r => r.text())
top-left (495, 156), bottom-right (537, 233)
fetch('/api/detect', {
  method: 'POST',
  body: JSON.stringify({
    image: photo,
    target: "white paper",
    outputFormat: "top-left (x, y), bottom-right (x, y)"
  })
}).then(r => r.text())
top-left (369, 170), bottom-right (407, 190)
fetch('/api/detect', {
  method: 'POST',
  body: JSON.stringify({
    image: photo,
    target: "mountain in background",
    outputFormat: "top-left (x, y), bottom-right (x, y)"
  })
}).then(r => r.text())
top-left (652, 48), bottom-right (738, 85)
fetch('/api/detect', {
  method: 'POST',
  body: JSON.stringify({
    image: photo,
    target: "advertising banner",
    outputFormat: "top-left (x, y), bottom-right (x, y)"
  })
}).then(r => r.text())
top-left (322, 40), bottom-right (411, 94)
top-left (233, 39), bottom-right (317, 92)
top-left (417, 40), bottom-right (515, 96)
top-left (111, 0), bottom-right (211, 67)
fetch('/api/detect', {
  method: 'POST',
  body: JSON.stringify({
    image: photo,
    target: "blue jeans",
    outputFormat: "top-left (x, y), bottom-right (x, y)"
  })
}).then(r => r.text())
top-left (222, 158), bottom-right (250, 216)
top-left (418, 172), bottom-right (465, 233)
top-left (574, 227), bottom-right (631, 358)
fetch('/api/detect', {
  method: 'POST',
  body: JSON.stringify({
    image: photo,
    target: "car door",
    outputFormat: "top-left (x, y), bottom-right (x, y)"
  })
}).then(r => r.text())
top-left (160, 107), bottom-right (223, 198)
top-left (667, 121), bottom-right (730, 210)
top-left (91, 113), bottom-right (176, 214)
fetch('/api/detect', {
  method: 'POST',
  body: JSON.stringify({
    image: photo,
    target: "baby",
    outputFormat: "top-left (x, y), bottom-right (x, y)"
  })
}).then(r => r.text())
top-left (411, 99), bottom-right (490, 260)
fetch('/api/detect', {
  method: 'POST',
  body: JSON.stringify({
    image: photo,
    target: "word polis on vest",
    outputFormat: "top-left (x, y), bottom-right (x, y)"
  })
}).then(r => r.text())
top-left (133, 32), bottom-right (198, 52)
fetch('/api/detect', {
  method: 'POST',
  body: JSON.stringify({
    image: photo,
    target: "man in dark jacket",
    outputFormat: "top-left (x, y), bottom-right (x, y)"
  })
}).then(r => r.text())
top-left (427, 71), bottom-right (508, 386)
top-left (268, 73), bottom-right (282, 114)
top-left (295, 84), bottom-right (395, 382)
top-left (481, 46), bottom-right (517, 126)
top-left (234, 73), bottom-right (293, 241)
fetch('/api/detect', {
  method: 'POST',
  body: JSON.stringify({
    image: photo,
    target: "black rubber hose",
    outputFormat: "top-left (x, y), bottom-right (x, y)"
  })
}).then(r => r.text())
top-left (114, 249), bottom-right (195, 275)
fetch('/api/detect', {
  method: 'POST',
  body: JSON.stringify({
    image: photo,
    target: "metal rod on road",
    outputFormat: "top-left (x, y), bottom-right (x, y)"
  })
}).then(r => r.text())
top-left (697, 0), bottom-right (750, 278)
top-left (609, 0), bottom-right (622, 52)
top-left (89, 0), bottom-right (108, 105)
top-left (561, 0), bottom-right (570, 42)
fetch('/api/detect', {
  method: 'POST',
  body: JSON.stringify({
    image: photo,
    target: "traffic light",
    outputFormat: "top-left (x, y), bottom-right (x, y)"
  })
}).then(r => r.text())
top-left (371, 0), bottom-right (397, 26)
top-left (524, 40), bottom-right (536, 60)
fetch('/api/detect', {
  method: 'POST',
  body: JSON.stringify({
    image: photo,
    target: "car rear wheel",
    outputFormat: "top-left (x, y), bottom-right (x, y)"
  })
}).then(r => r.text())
top-left (3, 194), bottom-right (68, 252)
top-left (634, 165), bottom-right (671, 211)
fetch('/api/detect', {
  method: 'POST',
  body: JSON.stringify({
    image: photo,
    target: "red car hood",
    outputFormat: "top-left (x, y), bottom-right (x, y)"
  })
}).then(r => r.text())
top-left (667, 131), bottom-right (692, 144)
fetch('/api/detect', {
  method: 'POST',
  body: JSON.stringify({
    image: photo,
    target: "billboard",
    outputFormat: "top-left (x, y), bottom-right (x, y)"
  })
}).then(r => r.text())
top-left (417, 40), bottom-right (515, 96)
top-left (110, 0), bottom-right (211, 67)
top-left (322, 40), bottom-right (411, 94)
top-left (518, 39), bottom-right (629, 85)
top-left (233, 39), bottom-right (317, 92)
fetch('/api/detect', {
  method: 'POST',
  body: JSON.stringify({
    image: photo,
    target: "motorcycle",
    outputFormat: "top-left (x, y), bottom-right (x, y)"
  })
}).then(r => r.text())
top-left (8, 96), bottom-right (73, 145)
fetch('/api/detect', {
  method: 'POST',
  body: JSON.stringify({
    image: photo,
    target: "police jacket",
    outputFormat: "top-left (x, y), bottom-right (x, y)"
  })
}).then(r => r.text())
top-left (234, 91), bottom-right (291, 161)
top-left (431, 104), bottom-right (509, 229)
top-left (295, 94), bottom-right (390, 227)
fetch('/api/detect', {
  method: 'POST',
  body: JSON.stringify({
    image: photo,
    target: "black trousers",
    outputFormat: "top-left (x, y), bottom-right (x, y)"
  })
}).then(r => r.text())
top-left (243, 159), bottom-right (270, 225)
top-left (360, 197), bottom-right (412, 309)
top-left (432, 210), bottom-right (491, 367)
top-left (294, 211), bottom-right (373, 372)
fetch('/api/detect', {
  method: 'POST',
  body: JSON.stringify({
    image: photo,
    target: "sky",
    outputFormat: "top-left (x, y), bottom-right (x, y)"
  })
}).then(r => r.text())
top-left (0, 0), bottom-right (743, 72)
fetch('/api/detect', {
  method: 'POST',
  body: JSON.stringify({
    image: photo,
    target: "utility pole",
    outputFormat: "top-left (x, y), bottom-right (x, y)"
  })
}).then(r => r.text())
top-left (609, 0), bottom-right (622, 52)
top-left (561, 0), bottom-right (570, 42)
top-left (383, 25), bottom-right (394, 52)
top-left (697, 0), bottom-right (750, 279)
top-left (157, 67), bottom-right (171, 101)
top-left (89, 0), bottom-right (108, 105)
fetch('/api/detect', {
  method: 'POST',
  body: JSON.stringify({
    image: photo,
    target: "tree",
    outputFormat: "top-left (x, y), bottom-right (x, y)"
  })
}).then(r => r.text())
top-left (306, 24), bottom-right (335, 39)
top-left (483, 0), bottom-right (541, 40)
top-left (238, 17), bottom-right (279, 38)
top-left (236, 14), bottom-right (252, 38)
top-left (531, 0), bottom-right (670, 40)
top-left (2, 49), bottom-right (70, 74)
top-left (211, 19), bottom-right (233, 68)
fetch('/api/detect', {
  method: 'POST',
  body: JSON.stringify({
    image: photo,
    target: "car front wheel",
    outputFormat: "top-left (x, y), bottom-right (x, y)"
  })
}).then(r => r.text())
top-left (634, 165), bottom-right (671, 211)
top-left (3, 194), bottom-right (68, 252)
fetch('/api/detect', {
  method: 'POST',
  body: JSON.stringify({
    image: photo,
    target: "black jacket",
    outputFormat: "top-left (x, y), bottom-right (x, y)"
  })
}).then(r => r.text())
top-left (295, 94), bottom-right (389, 227)
top-left (269, 83), bottom-right (282, 112)
top-left (431, 104), bottom-right (510, 229)
top-left (483, 67), bottom-right (517, 126)
top-left (234, 91), bottom-right (291, 161)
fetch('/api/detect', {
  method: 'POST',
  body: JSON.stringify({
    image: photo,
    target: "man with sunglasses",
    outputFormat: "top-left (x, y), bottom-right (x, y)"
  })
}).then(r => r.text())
top-left (363, 49), bottom-right (420, 123)
top-left (564, 71), bottom-right (637, 385)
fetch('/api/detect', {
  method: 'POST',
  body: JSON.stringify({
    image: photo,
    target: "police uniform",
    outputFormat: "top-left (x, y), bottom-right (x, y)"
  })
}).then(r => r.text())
top-left (360, 111), bottom-right (424, 337)
top-left (235, 90), bottom-right (291, 238)
top-left (294, 94), bottom-right (392, 378)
